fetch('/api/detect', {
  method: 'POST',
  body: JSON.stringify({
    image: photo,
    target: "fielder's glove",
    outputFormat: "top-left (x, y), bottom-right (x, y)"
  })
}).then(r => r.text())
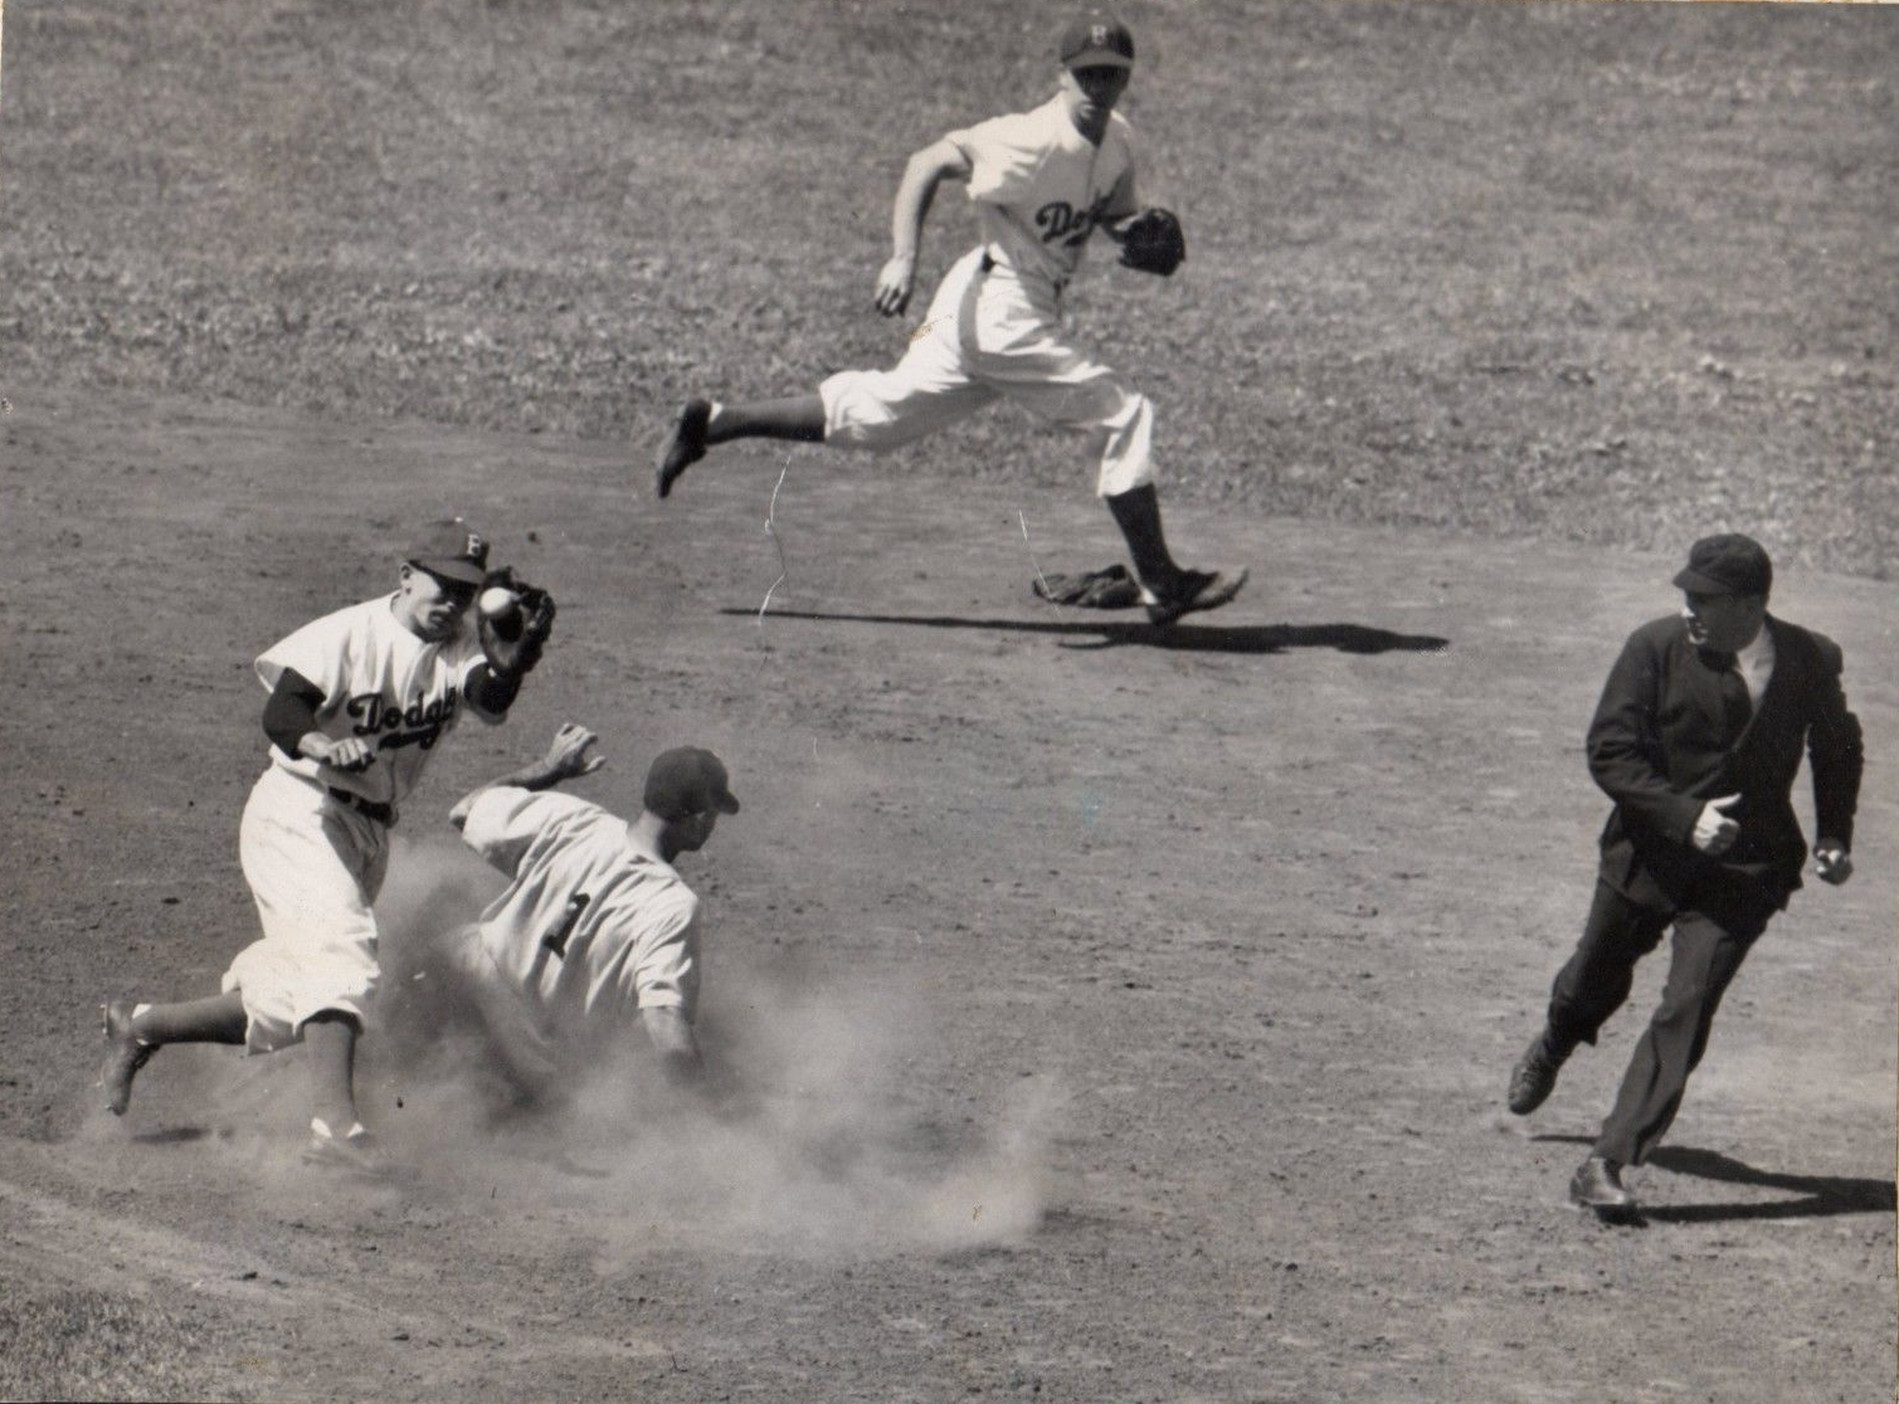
top-left (1116, 207), bottom-right (1187, 278)
top-left (478, 566), bottom-right (557, 676)
top-left (1031, 563), bottom-right (1143, 610)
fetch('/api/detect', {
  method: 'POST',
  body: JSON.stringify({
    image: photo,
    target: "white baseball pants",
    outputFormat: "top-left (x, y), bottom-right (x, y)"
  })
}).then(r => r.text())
top-left (819, 246), bottom-right (1156, 496)
top-left (223, 765), bottom-right (388, 1053)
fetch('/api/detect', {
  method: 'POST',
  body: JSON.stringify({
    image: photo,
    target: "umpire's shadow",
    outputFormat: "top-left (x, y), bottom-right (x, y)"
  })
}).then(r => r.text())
top-left (1642, 1146), bottom-right (1897, 1223)
top-left (718, 608), bottom-right (1448, 656)
top-left (1534, 1134), bottom-right (1894, 1223)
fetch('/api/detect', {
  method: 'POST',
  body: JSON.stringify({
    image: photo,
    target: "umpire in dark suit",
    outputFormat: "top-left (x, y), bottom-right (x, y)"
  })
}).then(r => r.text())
top-left (1506, 533), bottom-right (1863, 1218)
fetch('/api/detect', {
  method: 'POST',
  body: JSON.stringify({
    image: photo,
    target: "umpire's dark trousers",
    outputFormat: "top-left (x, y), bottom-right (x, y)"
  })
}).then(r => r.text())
top-left (1544, 880), bottom-right (1774, 1167)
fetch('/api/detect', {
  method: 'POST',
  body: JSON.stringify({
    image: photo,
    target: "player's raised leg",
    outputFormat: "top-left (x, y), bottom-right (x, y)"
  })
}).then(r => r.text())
top-left (98, 991), bottom-right (247, 1116)
top-left (655, 396), bottom-right (826, 498)
top-left (652, 293), bottom-right (1002, 504)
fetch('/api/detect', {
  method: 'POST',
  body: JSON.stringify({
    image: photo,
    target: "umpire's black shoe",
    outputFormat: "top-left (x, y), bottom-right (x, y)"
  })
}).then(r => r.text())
top-left (655, 398), bottom-right (712, 499)
top-left (1506, 1029), bottom-right (1570, 1115)
top-left (99, 1000), bottom-right (155, 1117)
top-left (1569, 1156), bottom-right (1637, 1219)
top-left (1145, 567), bottom-right (1248, 627)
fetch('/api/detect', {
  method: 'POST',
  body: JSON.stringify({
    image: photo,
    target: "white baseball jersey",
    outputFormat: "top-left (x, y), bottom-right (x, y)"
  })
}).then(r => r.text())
top-left (460, 787), bottom-right (702, 1030)
top-left (255, 595), bottom-right (492, 808)
top-left (946, 97), bottom-right (1136, 289)
top-left (820, 94), bottom-right (1155, 495)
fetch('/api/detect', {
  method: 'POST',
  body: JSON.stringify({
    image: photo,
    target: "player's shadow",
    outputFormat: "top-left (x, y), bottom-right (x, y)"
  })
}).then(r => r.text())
top-left (718, 608), bottom-right (1448, 656)
top-left (1533, 1134), bottom-right (1894, 1223)
top-left (132, 1126), bottom-right (212, 1145)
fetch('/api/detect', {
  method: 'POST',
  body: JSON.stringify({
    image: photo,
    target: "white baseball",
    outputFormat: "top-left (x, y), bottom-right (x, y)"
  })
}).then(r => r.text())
top-left (478, 586), bottom-right (519, 618)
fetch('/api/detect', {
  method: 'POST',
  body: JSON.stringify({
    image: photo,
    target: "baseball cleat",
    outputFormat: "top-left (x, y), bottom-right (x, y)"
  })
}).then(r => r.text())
top-left (302, 1120), bottom-right (396, 1178)
top-left (1145, 567), bottom-right (1248, 627)
top-left (1506, 1030), bottom-right (1568, 1115)
top-left (655, 397), bottom-right (712, 499)
top-left (99, 1001), bottom-right (155, 1117)
top-left (1568, 1156), bottom-right (1638, 1220)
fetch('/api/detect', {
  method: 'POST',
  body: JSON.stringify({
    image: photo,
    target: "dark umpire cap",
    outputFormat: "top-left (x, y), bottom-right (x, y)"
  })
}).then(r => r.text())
top-left (644, 747), bottom-right (741, 822)
top-left (407, 518), bottom-right (490, 585)
top-left (1059, 12), bottom-right (1135, 69)
top-left (1672, 533), bottom-right (1772, 598)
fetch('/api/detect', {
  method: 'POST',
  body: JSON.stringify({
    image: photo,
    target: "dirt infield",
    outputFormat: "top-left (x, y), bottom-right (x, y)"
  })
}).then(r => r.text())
top-left (1, 383), bottom-right (1893, 1401)
top-left (2, 0), bottom-right (1896, 1398)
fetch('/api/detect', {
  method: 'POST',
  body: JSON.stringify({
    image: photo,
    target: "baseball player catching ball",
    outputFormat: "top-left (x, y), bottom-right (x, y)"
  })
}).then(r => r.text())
top-left (653, 10), bottom-right (1246, 628)
top-left (98, 519), bottom-right (556, 1173)
top-left (430, 724), bottom-right (738, 1101)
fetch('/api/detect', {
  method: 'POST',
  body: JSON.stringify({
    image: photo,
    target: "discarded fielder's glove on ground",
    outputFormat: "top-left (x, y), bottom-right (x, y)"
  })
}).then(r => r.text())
top-left (479, 567), bottom-right (557, 676)
top-left (1117, 207), bottom-right (1187, 278)
top-left (1032, 563), bottom-right (1144, 610)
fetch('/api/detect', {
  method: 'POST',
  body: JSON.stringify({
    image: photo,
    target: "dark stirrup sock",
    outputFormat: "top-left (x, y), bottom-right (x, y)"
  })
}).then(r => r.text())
top-left (708, 395), bottom-right (827, 444)
top-left (1102, 483), bottom-right (1182, 594)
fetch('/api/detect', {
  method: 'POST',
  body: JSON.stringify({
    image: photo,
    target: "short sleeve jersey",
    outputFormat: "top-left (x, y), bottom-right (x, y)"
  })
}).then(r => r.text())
top-left (945, 96), bottom-right (1136, 288)
top-left (255, 595), bottom-right (490, 806)
top-left (460, 787), bottom-right (702, 1021)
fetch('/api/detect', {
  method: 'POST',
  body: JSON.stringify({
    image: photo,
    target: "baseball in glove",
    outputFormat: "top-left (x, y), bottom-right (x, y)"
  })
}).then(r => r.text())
top-left (1116, 207), bottom-right (1186, 278)
top-left (478, 567), bottom-right (557, 676)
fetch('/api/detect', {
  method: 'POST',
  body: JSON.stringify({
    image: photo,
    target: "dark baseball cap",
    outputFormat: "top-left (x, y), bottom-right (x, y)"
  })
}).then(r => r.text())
top-left (406, 518), bottom-right (491, 586)
top-left (1059, 12), bottom-right (1135, 70)
top-left (643, 747), bottom-right (741, 822)
top-left (1672, 533), bottom-right (1772, 598)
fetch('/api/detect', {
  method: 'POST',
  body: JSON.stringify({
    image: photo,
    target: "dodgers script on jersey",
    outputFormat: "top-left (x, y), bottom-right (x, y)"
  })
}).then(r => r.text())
top-left (461, 787), bottom-right (702, 1026)
top-left (256, 595), bottom-right (492, 806)
top-left (947, 96), bottom-right (1136, 289)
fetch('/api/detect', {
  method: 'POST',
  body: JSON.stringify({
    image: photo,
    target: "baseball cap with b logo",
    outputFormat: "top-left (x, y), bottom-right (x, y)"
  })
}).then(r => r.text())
top-left (1059, 12), bottom-right (1135, 69)
top-left (406, 518), bottom-right (490, 585)
top-left (643, 747), bottom-right (741, 822)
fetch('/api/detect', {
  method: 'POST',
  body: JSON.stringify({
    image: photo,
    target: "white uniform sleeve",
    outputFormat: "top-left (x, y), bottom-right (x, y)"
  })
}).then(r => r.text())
top-left (461, 787), bottom-right (590, 876)
top-left (945, 111), bottom-right (1046, 207)
top-left (255, 605), bottom-right (358, 700)
top-left (1104, 130), bottom-right (1140, 219)
top-left (629, 893), bottom-right (701, 1017)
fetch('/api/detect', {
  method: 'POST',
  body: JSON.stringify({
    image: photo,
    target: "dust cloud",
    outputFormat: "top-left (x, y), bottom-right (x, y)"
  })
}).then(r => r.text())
top-left (364, 835), bottom-right (1061, 1260)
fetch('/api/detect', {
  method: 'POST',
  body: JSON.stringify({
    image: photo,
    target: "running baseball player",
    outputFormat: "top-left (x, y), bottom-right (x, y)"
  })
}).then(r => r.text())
top-left (429, 724), bottom-right (737, 1101)
top-left (97, 520), bottom-right (557, 1173)
top-left (653, 10), bottom-right (1246, 628)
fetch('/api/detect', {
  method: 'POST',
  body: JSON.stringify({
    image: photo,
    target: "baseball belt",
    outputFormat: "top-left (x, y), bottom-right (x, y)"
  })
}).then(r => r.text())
top-left (977, 251), bottom-right (1067, 296)
top-left (327, 787), bottom-right (397, 828)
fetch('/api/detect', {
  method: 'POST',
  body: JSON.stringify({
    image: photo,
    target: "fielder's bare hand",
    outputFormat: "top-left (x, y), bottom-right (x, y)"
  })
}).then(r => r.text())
top-left (305, 734), bottom-right (376, 773)
top-left (546, 723), bottom-right (606, 780)
top-left (874, 253), bottom-right (917, 317)
top-left (1814, 843), bottom-right (1854, 886)
top-left (1691, 793), bottom-right (1743, 856)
